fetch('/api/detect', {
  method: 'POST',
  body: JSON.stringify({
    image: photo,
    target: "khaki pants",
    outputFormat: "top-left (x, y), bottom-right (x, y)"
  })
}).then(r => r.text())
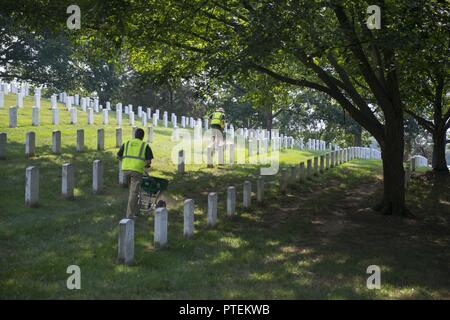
top-left (124, 171), bottom-right (143, 218)
top-left (210, 125), bottom-right (223, 146)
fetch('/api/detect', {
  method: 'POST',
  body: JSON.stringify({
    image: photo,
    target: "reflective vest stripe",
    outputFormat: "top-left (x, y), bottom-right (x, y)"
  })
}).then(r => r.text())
top-left (123, 155), bottom-right (145, 160)
top-left (138, 141), bottom-right (145, 159)
top-left (125, 141), bottom-right (130, 156)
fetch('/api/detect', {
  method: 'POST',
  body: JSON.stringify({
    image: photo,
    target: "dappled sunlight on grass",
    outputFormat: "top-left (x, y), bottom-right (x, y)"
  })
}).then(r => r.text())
top-left (211, 251), bottom-right (234, 264)
top-left (219, 236), bottom-right (249, 249)
top-left (249, 272), bottom-right (274, 281)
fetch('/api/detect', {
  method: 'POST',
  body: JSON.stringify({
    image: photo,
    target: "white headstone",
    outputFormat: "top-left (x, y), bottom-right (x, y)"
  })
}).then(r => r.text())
top-left (0, 91), bottom-right (4, 108)
top-left (25, 166), bottom-right (39, 207)
top-left (62, 163), bottom-right (75, 199)
top-left (70, 108), bottom-right (77, 124)
top-left (9, 107), bottom-right (17, 128)
top-left (25, 132), bottom-right (36, 157)
top-left (77, 129), bottom-right (84, 152)
top-left (116, 128), bottom-right (122, 148)
top-left (129, 111), bottom-right (135, 126)
top-left (118, 219), bottom-right (134, 265)
top-left (88, 108), bottom-right (94, 125)
top-left (103, 109), bottom-right (109, 125)
top-left (92, 160), bottom-right (103, 194)
top-left (97, 129), bottom-right (105, 151)
top-left (116, 105), bottom-right (122, 126)
top-left (34, 94), bottom-right (41, 109)
top-left (227, 186), bottom-right (236, 216)
top-left (52, 109), bottom-right (59, 125)
top-left (16, 93), bottom-right (23, 108)
top-left (52, 130), bottom-right (61, 154)
top-left (183, 199), bottom-right (195, 238)
top-left (147, 126), bottom-right (153, 143)
top-left (32, 106), bottom-right (39, 126)
top-left (163, 112), bottom-right (168, 127)
top-left (154, 207), bottom-right (168, 248)
top-left (207, 192), bottom-right (218, 227)
top-left (178, 149), bottom-right (185, 174)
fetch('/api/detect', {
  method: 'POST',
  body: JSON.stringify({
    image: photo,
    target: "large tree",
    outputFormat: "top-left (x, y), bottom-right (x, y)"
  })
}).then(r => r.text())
top-left (399, 1), bottom-right (449, 172)
top-left (0, 14), bottom-right (77, 89)
top-left (103, 0), bottom-right (448, 215)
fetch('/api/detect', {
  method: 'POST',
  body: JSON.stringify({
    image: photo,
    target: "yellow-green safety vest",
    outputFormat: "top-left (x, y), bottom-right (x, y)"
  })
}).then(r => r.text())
top-left (121, 138), bottom-right (148, 173)
top-left (211, 111), bottom-right (224, 127)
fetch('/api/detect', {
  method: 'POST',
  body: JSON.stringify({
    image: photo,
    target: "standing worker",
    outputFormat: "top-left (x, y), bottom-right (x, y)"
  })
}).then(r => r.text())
top-left (209, 107), bottom-right (226, 146)
top-left (117, 128), bottom-right (154, 218)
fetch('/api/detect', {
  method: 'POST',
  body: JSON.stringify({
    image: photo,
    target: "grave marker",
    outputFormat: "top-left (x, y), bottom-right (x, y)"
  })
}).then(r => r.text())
top-left (227, 186), bottom-right (236, 216)
top-left (9, 107), bottom-right (17, 128)
top-left (183, 199), bottom-right (195, 238)
top-left (25, 132), bottom-right (36, 157)
top-left (154, 207), bottom-right (168, 248)
top-left (208, 192), bottom-right (218, 227)
top-left (0, 132), bottom-right (6, 159)
top-left (76, 129), bottom-right (84, 152)
top-left (92, 160), bottom-right (103, 194)
top-left (118, 219), bottom-right (134, 265)
top-left (97, 129), bottom-right (105, 151)
top-left (25, 166), bottom-right (39, 207)
top-left (62, 163), bottom-right (75, 199)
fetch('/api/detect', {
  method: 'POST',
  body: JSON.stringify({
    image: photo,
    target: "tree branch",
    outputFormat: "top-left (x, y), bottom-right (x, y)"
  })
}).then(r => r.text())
top-left (333, 5), bottom-right (394, 112)
top-left (250, 63), bottom-right (334, 95)
top-left (405, 109), bottom-right (435, 133)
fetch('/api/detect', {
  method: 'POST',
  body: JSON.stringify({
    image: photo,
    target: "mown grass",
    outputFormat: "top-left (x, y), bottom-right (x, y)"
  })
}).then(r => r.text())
top-left (0, 94), bottom-right (448, 299)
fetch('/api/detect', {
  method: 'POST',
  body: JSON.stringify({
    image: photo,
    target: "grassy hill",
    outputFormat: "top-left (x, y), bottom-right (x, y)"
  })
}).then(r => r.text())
top-left (0, 94), bottom-right (448, 299)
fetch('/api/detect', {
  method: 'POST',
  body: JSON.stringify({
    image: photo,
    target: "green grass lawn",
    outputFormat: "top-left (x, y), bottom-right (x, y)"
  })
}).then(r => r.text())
top-left (0, 94), bottom-right (448, 299)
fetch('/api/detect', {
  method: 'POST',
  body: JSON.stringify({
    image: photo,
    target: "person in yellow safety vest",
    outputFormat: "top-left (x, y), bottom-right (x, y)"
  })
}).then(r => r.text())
top-left (209, 107), bottom-right (225, 132)
top-left (209, 107), bottom-right (225, 146)
top-left (117, 128), bottom-right (154, 218)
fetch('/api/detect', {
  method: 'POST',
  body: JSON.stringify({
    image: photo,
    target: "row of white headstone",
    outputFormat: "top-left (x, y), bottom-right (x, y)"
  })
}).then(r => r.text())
top-left (2, 83), bottom-right (379, 154)
top-left (0, 82), bottom-right (327, 152)
top-left (0, 84), bottom-right (327, 158)
top-left (410, 155), bottom-right (428, 168)
top-left (21, 145), bottom-right (378, 209)
top-left (3, 86), bottom-right (430, 165)
top-left (117, 145), bottom-right (389, 264)
top-left (0, 127), bottom-right (156, 159)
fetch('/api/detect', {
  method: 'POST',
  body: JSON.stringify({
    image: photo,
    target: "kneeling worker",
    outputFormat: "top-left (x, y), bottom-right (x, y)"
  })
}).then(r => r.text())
top-left (117, 128), bottom-right (154, 218)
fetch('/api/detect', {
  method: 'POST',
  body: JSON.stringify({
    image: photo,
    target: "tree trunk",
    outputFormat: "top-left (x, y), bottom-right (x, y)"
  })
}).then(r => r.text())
top-left (432, 125), bottom-right (449, 172)
top-left (376, 114), bottom-right (408, 215)
top-left (266, 111), bottom-right (273, 132)
top-left (354, 126), bottom-right (362, 146)
top-left (167, 85), bottom-right (174, 112)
